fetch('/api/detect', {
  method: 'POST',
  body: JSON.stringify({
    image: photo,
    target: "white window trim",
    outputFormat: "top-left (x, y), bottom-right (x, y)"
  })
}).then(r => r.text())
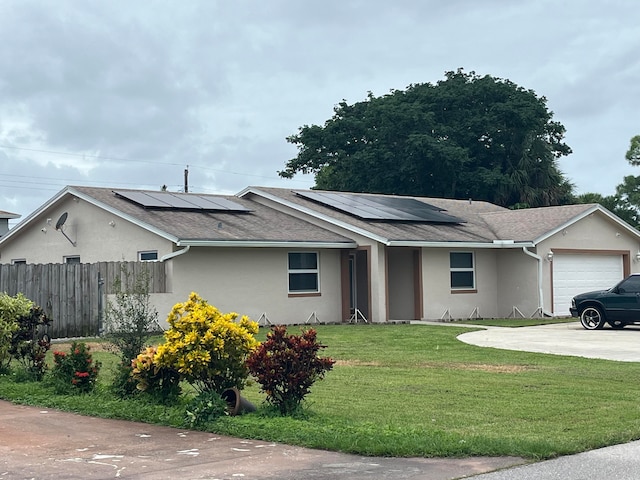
top-left (138, 250), bottom-right (159, 262)
top-left (64, 255), bottom-right (81, 264)
top-left (450, 251), bottom-right (476, 291)
top-left (287, 251), bottom-right (320, 294)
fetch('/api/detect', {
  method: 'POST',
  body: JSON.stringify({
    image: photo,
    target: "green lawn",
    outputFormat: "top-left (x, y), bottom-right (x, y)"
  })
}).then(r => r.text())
top-left (2, 323), bottom-right (640, 460)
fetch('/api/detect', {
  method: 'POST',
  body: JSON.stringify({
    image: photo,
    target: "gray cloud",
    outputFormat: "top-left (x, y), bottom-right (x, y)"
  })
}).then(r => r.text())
top-left (0, 0), bottom-right (639, 225)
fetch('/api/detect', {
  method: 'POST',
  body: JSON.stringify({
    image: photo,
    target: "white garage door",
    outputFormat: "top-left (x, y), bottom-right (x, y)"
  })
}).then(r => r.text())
top-left (552, 254), bottom-right (624, 316)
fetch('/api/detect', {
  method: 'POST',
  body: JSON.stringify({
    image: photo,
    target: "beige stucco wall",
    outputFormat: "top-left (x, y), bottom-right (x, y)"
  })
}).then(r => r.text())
top-left (0, 196), bottom-right (174, 264)
top-left (150, 246), bottom-right (344, 327)
top-left (495, 248), bottom-right (540, 317)
top-left (422, 248), bottom-right (501, 320)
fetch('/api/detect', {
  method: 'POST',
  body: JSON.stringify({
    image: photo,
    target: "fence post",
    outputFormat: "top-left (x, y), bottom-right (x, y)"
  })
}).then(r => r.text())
top-left (98, 270), bottom-right (105, 336)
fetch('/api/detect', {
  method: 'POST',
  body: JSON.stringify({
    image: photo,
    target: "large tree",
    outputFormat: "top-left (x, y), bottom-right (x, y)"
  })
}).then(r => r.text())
top-left (575, 135), bottom-right (640, 229)
top-left (280, 69), bottom-right (574, 208)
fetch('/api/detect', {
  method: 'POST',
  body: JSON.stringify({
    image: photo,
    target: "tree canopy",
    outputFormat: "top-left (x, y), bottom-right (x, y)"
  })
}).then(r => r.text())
top-left (280, 70), bottom-right (574, 208)
top-left (626, 135), bottom-right (640, 166)
top-left (575, 135), bottom-right (640, 229)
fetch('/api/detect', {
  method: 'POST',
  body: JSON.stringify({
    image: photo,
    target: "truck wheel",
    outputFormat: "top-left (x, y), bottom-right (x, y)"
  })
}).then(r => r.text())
top-left (580, 307), bottom-right (605, 330)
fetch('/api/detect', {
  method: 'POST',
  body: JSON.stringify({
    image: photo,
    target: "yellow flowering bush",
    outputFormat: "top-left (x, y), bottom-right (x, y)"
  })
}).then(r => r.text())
top-left (155, 293), bottom-right (259, 394)
top-left (131, 346), bottom-right (181, 404)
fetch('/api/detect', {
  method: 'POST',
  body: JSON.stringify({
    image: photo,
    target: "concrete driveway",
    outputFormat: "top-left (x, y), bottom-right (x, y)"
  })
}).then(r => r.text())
top-left (457, 321), bottom-right (640, 362)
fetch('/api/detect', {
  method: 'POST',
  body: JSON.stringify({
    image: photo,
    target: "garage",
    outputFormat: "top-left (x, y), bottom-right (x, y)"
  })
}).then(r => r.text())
top-left (552, 253), bottom-right (624, 316)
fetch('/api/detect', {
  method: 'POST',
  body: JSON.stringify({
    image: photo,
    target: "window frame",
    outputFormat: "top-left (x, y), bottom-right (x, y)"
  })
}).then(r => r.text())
top-left (64, 255), bottom-right (81, 264)
top-left (138, 250), bottom-right (159, 262)
top-left (287, 251), bottom-right (320, 296)
top-left (449, 251), bottom-right (476, 292)
top-left (11, 259), bottom-right (26, 265)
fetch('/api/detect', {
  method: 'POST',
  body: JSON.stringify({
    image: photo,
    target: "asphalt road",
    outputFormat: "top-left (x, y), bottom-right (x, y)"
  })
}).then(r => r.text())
top-left (0, 400), bottom-right (523, 480)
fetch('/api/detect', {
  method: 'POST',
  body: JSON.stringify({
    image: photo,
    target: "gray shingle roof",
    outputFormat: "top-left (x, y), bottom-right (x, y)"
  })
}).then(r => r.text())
top-left (23, 186), bottom-right (627, 248)
top-left (245, 187), bottom-right (509, 243)
top-left (70, 186), bottom-right (355, 245)
top-left (243, 187), bottom-right (619, 245)
top-left (479, 203), bottom-right (598, 242)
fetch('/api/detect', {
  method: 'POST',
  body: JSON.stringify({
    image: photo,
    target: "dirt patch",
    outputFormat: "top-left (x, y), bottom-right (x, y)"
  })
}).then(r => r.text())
top-left (50, 341), bottom-right (114, 354)
top-left (423, 362), bottom-right (532, 373)
top-left (334, 360), bottom-right (530, 373)
top-left (334, 359), bottom-right (381, 367)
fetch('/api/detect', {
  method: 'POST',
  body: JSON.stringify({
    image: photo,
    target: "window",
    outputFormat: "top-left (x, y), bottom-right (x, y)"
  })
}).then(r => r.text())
top-left (11, 259), bottom-right (26, 264)
top-left (619, 275), bottom-right (640, 294)
top-left (64, 255), bottom-right (81, 264)
top-left (139, 250), bottom-right (158, 261)
top-left (450, 252), bottom-right (475, 290)
top-left (288, 252), bottom-right (319, 293)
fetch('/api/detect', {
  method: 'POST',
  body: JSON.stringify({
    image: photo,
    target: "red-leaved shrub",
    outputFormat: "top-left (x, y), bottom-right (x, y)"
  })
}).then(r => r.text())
top-left (246, 325), bottom-right (334, 415)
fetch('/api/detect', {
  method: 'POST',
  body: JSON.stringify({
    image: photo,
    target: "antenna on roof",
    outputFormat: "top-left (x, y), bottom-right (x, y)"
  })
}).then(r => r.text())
top-left (184, 165), bottom-right (189, 193)
top-left (55, 212), bottom-right (76, 247)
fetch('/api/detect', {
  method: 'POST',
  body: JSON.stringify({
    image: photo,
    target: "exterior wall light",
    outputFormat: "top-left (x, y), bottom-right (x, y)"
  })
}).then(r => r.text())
top-left (546, 251), bottom-right (554, 262)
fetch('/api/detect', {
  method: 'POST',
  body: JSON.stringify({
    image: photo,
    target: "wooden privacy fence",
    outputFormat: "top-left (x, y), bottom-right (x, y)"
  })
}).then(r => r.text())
top-left (0, 261), bottom-right (167, 339)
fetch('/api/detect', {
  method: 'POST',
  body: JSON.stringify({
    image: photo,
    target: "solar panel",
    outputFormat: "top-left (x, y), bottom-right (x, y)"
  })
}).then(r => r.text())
top-left (114, 190), bottom-right (251, 212)
top-left (295, 191), bottom-right (462, 223)
top-left (114, 191), bottom-right (172, 208)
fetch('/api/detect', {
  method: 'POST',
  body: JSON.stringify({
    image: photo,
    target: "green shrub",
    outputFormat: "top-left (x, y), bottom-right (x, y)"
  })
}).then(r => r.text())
top-left (104, 264), bottom-right (159, 365)
top-left (0, 292), bottom-right (33, 371)
top-left (155, 292), bottom-right (259, 394)
top-left (247, 325), bottom-right (335, 415)
top-left (110, 362), bottom-right (139, 399)
top-left (10, 305), bottom-right (52, 380)
top-left (131, 346), bottom-right (181, 404)
top-left (184, 390), bottom-right (229, 428)
top-left (50, 342), bottom-right (101, 394)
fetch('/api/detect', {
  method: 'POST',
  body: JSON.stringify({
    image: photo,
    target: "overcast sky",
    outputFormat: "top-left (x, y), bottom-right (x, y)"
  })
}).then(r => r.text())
top-left (1, 1), bottom-right (638, 227)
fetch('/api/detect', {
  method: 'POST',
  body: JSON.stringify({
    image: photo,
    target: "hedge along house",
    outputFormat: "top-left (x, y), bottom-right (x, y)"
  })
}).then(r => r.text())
top-left (1, 185), bottom-right (639, 325)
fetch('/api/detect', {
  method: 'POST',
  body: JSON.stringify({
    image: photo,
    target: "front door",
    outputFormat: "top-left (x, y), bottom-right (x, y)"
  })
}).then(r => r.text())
top-left (342, 249), bottom-right (370, 321)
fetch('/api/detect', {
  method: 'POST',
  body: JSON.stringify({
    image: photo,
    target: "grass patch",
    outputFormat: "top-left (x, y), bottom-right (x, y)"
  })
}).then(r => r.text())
top-left (453, 317), bottom-right (577, 327)
top-left (2, 324), bottom-right (640, 460)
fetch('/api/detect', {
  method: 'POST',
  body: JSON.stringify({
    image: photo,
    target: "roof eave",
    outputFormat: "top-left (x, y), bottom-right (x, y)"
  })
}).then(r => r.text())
top-left (177, 240), bottom-right (358, 249)
top-left (387, 240), bottom-right (535, 248)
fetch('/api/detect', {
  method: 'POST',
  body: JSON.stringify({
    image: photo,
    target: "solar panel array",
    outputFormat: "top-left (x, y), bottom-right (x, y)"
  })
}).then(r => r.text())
top-left (295, 191), bottom-right (462, 223)
top-left (114, 190), bottom-right (251, 212)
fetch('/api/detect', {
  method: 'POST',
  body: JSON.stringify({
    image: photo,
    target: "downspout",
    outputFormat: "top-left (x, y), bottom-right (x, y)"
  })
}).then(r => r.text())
top-left (160, 245), bottom-right (190, 262)
top-left (522, 246), bottom-right (552, 317)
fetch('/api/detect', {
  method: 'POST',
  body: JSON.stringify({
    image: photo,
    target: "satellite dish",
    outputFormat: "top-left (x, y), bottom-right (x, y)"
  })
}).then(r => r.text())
top-left (55, 212), bottom-right (68, 230)
top-left (54, 212), bottom-right (76, 246)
